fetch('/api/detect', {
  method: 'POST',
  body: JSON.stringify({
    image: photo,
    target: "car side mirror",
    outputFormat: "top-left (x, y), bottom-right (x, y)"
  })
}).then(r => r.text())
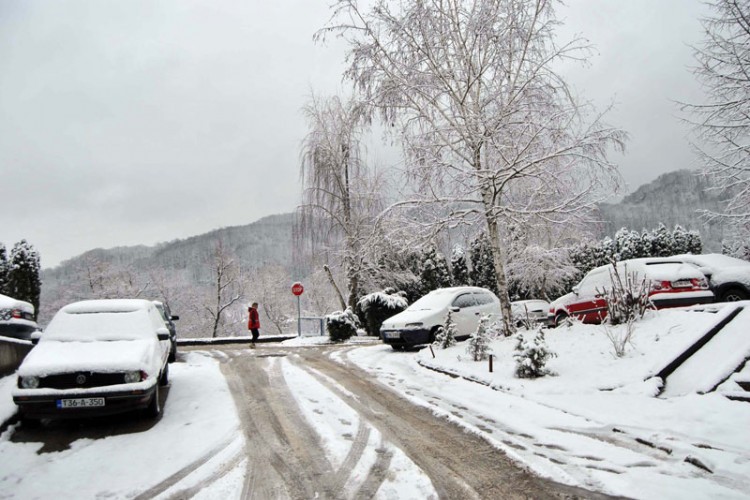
top-left (170, 315), bottom-right (180, 321)
top-left (156, 327), bottom-right (170, 341)
top-left (30, 330), bottom-right (42, 345)
top-left (450, 306), bottom-right (460, 312)
top-left (572, 285), bottom-right (580, 295)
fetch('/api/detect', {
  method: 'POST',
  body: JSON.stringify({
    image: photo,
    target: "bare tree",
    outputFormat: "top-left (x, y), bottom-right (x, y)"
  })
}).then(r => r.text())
top-left (683, 0), bottom-right (750, 236)
top-left (320, 0), bottom-right (625, 332)
top-left (297, 93), bottom-right (384, 310)
top-left (204, 240), bottom-right (244, 338)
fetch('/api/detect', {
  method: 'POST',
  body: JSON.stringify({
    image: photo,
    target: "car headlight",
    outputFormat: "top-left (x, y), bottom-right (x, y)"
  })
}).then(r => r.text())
top-left (405, 322), bottom-right (424, 327)
top-left (123, 371), bottom-right (142, 383)
top-left (20, 376), bottom-right (39, 389)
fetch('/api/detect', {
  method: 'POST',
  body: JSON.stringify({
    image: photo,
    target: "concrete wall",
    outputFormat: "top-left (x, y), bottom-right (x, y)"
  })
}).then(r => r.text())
top-left (0, 338), bottom-right (33, 377)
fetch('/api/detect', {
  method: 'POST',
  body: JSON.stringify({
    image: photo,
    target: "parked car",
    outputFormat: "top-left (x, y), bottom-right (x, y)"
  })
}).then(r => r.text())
top-left (547, 258), bottom-right (714, 327)
top-left (0, 293), bottom-right (39, 340)
top-left (13, 299), bottom-right (171, 422)
top-left (511, 299), bottom-right (550, 326)
top-left (380, 287), bottom-right (501, 350)
top-left (153, 300), bottom-right (179, 362)
top-left (667, 254), bottom-right (750, 302)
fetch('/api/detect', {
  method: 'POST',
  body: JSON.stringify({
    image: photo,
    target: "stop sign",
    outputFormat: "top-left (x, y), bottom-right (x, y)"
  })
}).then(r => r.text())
top-left (291, 282), bottom-right (304, 296)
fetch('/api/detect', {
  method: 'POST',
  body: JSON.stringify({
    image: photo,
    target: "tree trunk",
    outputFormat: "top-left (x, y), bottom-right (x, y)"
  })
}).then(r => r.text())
top-left (324, 265), bottom-right (347, 310)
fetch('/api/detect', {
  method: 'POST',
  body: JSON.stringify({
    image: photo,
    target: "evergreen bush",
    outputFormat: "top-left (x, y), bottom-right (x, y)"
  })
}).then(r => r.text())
top-left (466, 315), bottom-right (493, 361)
top-left (513, 328), bottom-right (556, 378)
top-left (326, 307), bottom-right (359, 342)
top-left (433, 310), bottom-right (458, 349)
top-left (357, 288), bottom-right (408, 336)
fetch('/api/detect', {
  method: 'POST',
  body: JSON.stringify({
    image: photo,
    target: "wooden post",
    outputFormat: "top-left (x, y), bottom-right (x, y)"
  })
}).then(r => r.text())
top-left (489, 354), bottom-right (493, 373)
top-left (429, 345), bottom-right (435, 359)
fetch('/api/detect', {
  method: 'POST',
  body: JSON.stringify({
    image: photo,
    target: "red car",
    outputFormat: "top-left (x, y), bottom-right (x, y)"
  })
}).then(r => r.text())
top-left (547, 258), bottom-right (714, 326)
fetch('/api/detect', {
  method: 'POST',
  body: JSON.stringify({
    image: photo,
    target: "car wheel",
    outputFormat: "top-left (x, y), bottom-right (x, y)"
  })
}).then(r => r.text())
top-left (554, 311), bottom-right (568, 327)
top-left (19, 414), bottom-right (40, 428)
top-left (159, 364), bottom-right (169, 386)
top-left (168, 342), bottom-right (176, 363)
top-left (720, 287), bottom-right (749, 302)
top-left (145, 384), bottom-right (162, 418)
top-left (429, 326), bottom-right (442, 344)
top-left (391, 345), bottom-right (404, 351)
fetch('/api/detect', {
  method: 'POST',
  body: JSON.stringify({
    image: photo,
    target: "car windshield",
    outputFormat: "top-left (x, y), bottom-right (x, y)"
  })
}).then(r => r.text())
top-left (406, 291), bottom-right (456, 311)
top-left (42, 309), bottom-right (157, 342)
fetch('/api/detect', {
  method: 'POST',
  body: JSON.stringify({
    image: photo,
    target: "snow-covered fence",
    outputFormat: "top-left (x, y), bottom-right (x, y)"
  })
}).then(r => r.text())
top-left (299, 316), bottom-right (325, 336)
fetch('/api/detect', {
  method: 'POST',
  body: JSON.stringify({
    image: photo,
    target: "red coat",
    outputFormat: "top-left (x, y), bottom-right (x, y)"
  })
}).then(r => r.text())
top-left (248, 307), bottom-right (260, 330)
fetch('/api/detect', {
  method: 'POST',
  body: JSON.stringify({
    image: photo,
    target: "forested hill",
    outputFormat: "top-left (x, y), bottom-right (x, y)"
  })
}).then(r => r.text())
top-left (43, 170), bottom-right (730, 281)
top-left (596, 170), bottom-right (730, 251)
top-left (45, 213), bottom-right (294, 275)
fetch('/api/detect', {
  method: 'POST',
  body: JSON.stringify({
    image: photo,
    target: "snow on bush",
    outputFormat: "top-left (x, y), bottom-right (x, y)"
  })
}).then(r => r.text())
top-left (326, 307), bottom-right (359, 342)
top-left (433, 310), bottom-right (457, 349)
top-left (357, 288), bottom-right (408, 336)
top-left (466, 315), bottom-right (493, 361)
top-left (513, 327), bottom-right (557, 378)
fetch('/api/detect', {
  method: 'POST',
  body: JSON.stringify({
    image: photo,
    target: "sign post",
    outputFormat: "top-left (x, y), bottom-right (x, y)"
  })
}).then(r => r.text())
top-left (291, 282), bottom-right (304, 336)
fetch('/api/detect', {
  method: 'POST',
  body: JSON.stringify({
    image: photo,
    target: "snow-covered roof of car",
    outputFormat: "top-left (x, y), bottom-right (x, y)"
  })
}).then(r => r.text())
top-left (0, 293), bottom-right (34, 312)
top-left (408, 287), bottom-right (497, 310)
top-left (675, 253), bottom-right (750, 269)
top-left (61, 299), bottom-right (153, 314)
top-left (44, 299), bottom-right (163, 342)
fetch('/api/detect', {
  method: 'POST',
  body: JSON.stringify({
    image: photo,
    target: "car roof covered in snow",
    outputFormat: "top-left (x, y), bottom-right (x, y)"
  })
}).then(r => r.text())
top-left (43, 299), bottom-right (163, 342)
top-left (0, 293), bottom-right (34, 312)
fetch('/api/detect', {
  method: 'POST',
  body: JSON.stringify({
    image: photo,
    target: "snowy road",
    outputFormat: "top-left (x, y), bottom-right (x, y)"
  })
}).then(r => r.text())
top-left (209, 344), bottom-right (616, 499)
top-left (8, 340), bottom-right (735, 499)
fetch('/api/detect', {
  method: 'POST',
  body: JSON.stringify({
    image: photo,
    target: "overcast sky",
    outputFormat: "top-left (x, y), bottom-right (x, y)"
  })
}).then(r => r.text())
top-left (0, 0), bottom-right (711, 268)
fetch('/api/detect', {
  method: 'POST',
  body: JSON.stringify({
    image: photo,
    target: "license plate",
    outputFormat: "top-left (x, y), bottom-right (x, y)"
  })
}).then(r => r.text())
top-left (57, 398), bottom-right (105, 409)
top-left (383, 331), bottom-right (401, 339)
top-left (672, 280), bottom-right (692, 288)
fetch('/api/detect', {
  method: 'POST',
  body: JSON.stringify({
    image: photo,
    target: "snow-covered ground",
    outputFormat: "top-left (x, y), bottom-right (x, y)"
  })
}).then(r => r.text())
top-left (1, 305), bottom-right (748, 499)
top-left (342, 306), bottom-right (750, 499)
top-left (0, 352), bottom-right (244, 499)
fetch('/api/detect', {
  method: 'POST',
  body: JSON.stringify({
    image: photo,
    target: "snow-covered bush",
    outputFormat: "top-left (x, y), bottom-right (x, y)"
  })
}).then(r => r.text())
top-left (513, 328), bottom-right (557, 378)
top-left (326, 307), bottom-right (359, 342)
top-left (433, 310), bottom-right (457, 349)
top-left (357, 288), bottom-right (408, 336)
top-left (599, 263), bottom-right (651, 326)
top-left (466, 315), bottom-right (493, 361)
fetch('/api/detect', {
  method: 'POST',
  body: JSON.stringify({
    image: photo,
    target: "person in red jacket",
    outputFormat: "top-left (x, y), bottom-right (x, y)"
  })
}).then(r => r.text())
top-left (248, 302), bottom-right (260, 348)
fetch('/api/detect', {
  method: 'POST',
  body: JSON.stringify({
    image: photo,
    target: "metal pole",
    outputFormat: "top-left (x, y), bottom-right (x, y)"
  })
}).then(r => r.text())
top-left (297, 295), bottom-right (301, 337)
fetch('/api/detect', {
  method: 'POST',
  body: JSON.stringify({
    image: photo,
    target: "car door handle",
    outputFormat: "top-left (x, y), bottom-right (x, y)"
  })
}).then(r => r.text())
top-left (475, 312), bottom-right (480, 315)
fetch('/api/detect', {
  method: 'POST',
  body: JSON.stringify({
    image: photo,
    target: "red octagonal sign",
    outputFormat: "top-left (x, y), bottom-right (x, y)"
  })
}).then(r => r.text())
top-left (291, 282), bottom-right (304, 296)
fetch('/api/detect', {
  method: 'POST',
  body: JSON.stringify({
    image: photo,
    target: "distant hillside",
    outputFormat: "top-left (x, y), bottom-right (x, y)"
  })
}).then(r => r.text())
top-left (596, 170), bottom-right (730, 251)
top-left (40, 213), bottom-right (297, 326)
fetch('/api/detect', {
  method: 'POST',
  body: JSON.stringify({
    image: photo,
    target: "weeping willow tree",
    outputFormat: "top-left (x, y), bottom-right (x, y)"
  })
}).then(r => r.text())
top-left (296, 94), bottom-right (382, 310)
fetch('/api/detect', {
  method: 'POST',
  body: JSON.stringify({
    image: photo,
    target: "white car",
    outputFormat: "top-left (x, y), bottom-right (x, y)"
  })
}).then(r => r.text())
top-left (380, 287), bottom-right (501, 350)
top-left (13, 299), bottom-right (171, 422)
top-left (0, 293), bottom-right (39, 340)
top-left (511, 299), bottom-right (550, 326)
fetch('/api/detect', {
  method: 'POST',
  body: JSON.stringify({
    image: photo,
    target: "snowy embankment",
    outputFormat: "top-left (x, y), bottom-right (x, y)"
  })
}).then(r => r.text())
top-left (344, 307), bottom-right (750, 500)
top-left (0, 352), bottom-right (243, 499)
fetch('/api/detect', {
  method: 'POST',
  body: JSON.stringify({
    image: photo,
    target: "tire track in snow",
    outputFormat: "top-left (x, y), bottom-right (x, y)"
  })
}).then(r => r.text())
top-left (132, 436), bottom-right (237, 500)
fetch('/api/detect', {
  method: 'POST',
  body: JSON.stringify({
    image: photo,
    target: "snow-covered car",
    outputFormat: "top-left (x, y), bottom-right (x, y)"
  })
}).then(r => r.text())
top-left (380, 287), bottom-right (501, 350)
top-left (13, 299), bottom-right (171, 422)
top-left (153, 300), bottom-right (179, 362)
top-left (667, 254), bottom-right (750, 302)
top-left (0, 293), bottom-right (39, 340)
top-left (547, 258), bottom-right (714, 327)
top-left (511, 299), bottom-right (550, 326)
